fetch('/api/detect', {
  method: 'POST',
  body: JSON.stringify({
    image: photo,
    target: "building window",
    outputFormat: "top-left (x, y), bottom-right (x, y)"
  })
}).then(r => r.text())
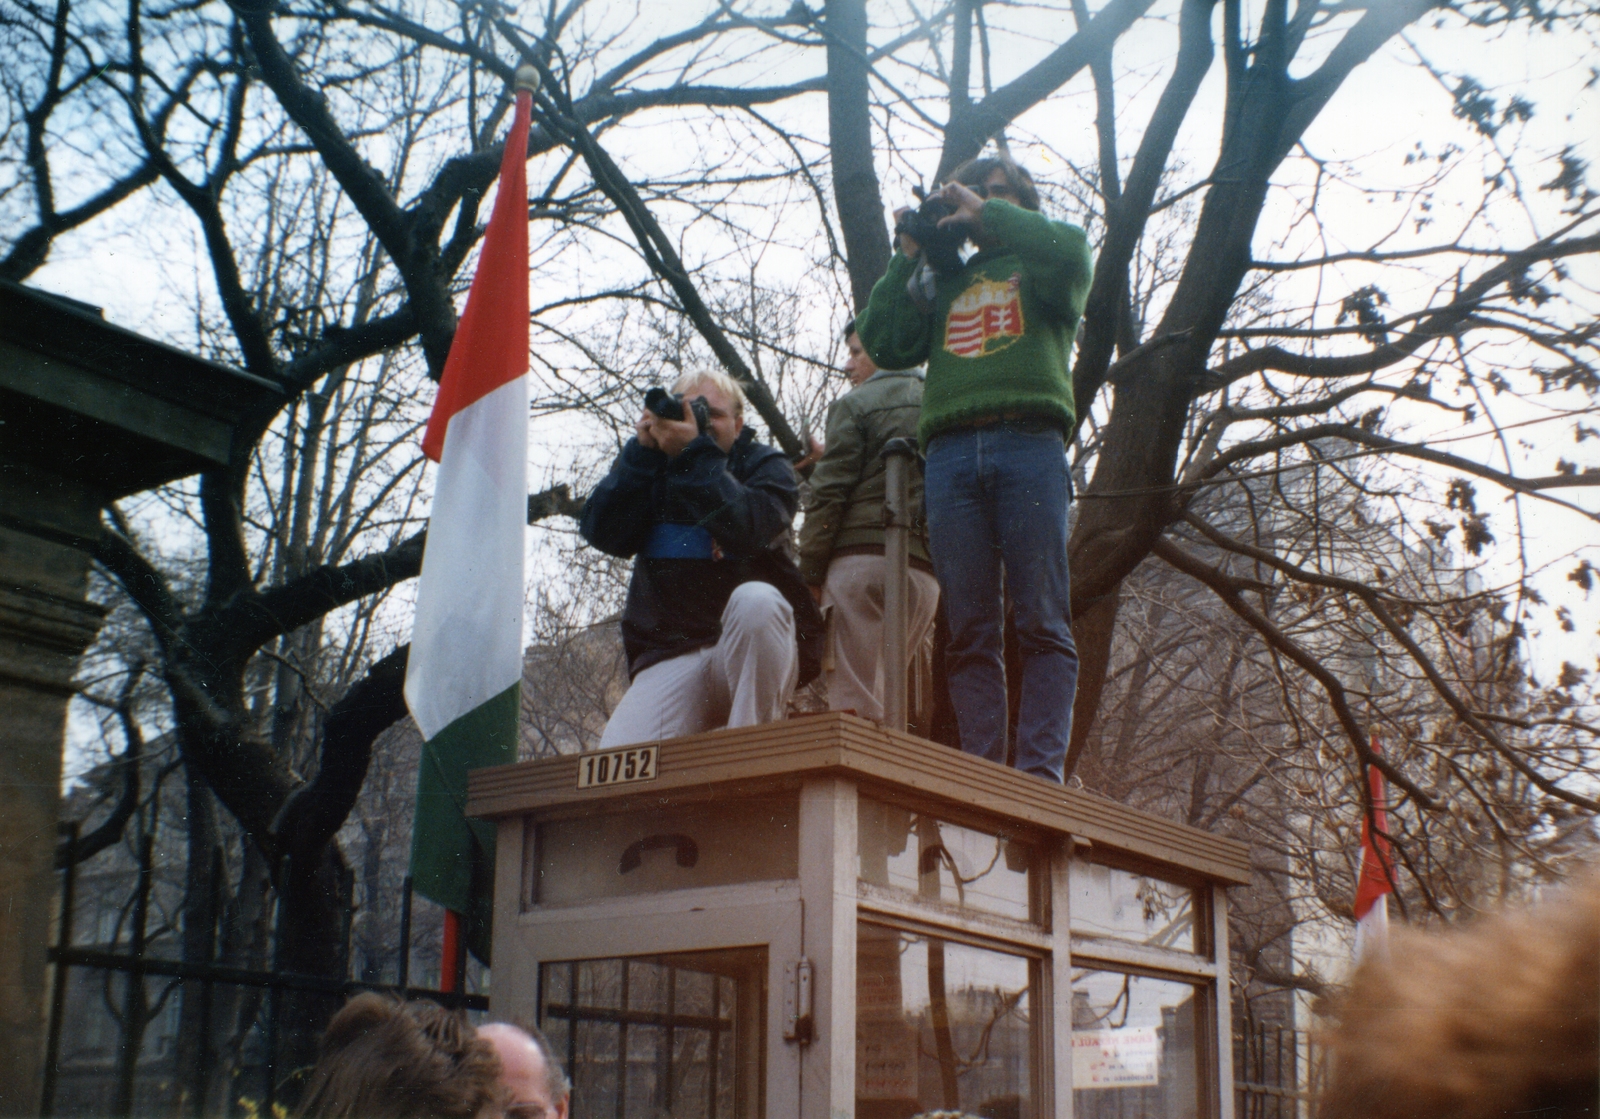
top-left (540, 948), bottom-right (766, 1119)
top-left (856, 921), bottom-right (1036, 1119)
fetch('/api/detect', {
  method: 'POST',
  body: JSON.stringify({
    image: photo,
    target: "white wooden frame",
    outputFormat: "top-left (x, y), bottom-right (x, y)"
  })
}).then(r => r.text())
top-left (478, 721), bottom-right (1247, 1119)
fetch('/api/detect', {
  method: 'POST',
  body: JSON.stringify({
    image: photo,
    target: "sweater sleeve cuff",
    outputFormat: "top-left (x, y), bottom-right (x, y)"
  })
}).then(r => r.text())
top-left (621, 437), bottom-right (669, 472)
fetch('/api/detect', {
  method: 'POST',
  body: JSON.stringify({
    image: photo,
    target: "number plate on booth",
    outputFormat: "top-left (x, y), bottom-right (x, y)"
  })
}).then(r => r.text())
top-left (576, 745), bottom-right (659, 789)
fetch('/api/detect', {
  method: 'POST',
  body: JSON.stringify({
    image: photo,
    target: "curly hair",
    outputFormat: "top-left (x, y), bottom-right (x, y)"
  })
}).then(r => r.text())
top-left (1319, 874), bottom-right (1599, 1119)
top-left (297, 994), bottom-right (508, 1119)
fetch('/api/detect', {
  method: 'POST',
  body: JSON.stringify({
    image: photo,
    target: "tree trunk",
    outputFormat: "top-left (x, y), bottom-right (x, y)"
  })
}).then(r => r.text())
top-left (825, 0), bottom-right (892, 311)
top-left (272, 845), bottom-right (354, 1100)
top-left (1065, 589), bottom-right (1124, 780)
top-left (1066, 39), bottom-right (1300, 742)
top-left (173, 775), bottom-right (222, 1118)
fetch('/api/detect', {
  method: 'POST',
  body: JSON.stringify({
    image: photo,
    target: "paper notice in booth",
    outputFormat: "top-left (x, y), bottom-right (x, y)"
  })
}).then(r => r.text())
top-left (1073, 1026), bottom-right (1161, 1088)
top-left (857, 1020), bottom-right (918, 1099)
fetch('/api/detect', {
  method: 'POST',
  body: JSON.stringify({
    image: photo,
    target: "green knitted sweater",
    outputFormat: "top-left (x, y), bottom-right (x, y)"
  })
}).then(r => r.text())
top-left (856, 200), bottom-right (1094, 448)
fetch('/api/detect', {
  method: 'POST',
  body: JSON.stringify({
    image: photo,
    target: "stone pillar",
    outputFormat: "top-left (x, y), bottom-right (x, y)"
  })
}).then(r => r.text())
top-left (0, 474), bottom-right (106, 1117)
top-left (0, 277), bottom-right (281, 1114)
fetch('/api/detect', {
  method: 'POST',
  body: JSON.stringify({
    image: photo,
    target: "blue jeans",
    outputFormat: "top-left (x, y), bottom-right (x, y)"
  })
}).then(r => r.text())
top-left (925, 424), bottom-right (1079, 781)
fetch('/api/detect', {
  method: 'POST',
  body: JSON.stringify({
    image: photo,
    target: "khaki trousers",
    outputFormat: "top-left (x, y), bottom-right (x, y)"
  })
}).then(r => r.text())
top-left (599, 581), bottom-right (798, 747)
top-left (822, 553), bottom-right (940, 723)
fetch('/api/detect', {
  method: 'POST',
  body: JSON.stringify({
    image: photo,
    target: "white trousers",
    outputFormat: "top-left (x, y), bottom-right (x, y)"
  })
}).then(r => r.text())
top-left (822, 554), bottom-right (941, 723)
top-left (599, 581), bottom-right (799, 747)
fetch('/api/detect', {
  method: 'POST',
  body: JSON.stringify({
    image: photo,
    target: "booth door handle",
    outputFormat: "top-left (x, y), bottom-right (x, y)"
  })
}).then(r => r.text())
top-left (619, 833), bottom-right (699, 874)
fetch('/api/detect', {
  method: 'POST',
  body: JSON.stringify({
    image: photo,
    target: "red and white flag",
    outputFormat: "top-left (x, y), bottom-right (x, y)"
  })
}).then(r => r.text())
top-left (1353, 735), bottom-right (1394, 962)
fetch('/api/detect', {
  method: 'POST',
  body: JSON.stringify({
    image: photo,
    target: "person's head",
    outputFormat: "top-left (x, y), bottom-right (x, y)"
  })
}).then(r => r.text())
top-left (297, 994), bottom-right (507, 1119)
top-left (950, 154), bottom-right (1041, 212)
top-left (842, 319), bottom-right (878, 387)
top-left (671, 368), bottom-right (746, 452)
top-left (477, 1022), bottom-right (569, 1119)
top-left (1320, 874), bottom-right (1600, 1119)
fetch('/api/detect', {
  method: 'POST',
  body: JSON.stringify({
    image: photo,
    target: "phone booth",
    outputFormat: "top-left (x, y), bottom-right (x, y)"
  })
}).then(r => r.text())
top-left (468, 713), bottom-right (1249, 1119)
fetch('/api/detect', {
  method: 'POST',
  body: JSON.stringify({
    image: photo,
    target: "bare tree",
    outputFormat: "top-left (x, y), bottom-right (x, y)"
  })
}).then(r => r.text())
top-left (8, 0), bottom-right (1600, 1094)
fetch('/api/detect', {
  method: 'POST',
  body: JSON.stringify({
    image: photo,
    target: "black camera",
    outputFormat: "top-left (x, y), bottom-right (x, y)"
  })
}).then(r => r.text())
top-left (894, 184), bottom-right (967, 274)
top-left (643, 387), bottom-right (711, 433)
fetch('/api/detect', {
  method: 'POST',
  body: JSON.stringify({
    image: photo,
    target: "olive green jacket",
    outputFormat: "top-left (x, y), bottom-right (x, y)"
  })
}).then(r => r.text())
top-left (797, 369), bottom-right (931, 585)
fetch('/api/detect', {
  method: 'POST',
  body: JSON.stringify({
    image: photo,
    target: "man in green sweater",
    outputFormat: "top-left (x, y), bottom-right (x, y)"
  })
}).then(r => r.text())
top-left (854, 155), bottom-right (1094, 782)
top-left (797, 321), bottom-right (939, 722)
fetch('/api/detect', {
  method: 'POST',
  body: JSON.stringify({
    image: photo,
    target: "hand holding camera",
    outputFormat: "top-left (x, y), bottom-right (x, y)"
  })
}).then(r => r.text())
top-left (894, 181), bottom-right (984, 274)
top-left (639, 387), bottom-right (711, 458)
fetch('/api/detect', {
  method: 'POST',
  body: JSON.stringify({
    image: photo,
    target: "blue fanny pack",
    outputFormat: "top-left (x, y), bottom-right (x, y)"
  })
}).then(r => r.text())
top-left (644, 522), bottom-right (716, 559)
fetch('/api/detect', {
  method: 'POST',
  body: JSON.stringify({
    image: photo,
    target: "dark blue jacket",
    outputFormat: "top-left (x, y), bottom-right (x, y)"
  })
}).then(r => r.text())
top-left (581, 428), bottom-right (824, 683)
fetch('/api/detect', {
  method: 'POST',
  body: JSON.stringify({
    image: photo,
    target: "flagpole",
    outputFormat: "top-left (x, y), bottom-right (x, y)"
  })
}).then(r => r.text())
top-left (440, 909), bottom-right (465, 993)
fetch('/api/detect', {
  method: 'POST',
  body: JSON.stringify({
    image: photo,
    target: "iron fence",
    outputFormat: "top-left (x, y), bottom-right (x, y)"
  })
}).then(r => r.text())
top-left (1235, 1022), bottom-right (1322, 1119)
top-left (41, 822), bottom-right (484, 1118)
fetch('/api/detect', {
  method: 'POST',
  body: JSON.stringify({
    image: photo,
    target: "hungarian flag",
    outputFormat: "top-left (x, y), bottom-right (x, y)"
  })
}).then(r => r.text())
top-left (1353, 735), bottom-right (1394, 962)
top-left (405, 75), bottom-right (533, 968)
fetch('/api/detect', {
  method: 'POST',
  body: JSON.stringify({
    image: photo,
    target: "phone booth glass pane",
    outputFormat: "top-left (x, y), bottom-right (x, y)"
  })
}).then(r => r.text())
top-left (1071, 970), bottom-right (1202, 1119)
top-left (540, 948), bottom-right (766, 1119)
top-left (1069, 861), bottom-right (1196, 952)
top-left (858, 798), bottom-right (1035, 923)
top-left (533, 796), bottom-right (799, 906)
top-left (856, 922), bottom-right (1035, 1119)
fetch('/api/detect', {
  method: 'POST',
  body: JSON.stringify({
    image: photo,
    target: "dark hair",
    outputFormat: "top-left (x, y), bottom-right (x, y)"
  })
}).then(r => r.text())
top-left (843, 318), bottom-right (858, 341)
top-left (297, 994), bottom-right (507, 1119)
top-left (950, 154), bottom-right (1040, 211)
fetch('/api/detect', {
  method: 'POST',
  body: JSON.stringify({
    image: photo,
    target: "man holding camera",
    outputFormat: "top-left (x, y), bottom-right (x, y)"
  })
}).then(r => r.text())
top-left (797, 321), bottom-right (939, 723)
top-left (855, 155), bottom-right (1094, 782)
top-left (581, 370), bottom-right (823, 747)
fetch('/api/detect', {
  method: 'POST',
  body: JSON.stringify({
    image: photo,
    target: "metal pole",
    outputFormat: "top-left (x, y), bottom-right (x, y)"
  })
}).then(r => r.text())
top-left (265, 855), bottom-right (286, 1116)
top-left (880, 437), bottom-right (917, 733)
top-left (397, 875), bottom-right (413, 992)
top-left (116, 833), bottom-right (155, 1119)
top-left (40, 821), bottom-right (80, 1118)
top-left (191, 846), bottom-right (222, 1119)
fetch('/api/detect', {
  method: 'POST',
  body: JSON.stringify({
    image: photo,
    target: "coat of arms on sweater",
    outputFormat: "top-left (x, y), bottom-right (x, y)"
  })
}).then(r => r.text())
top-left (944, 272), bottom-right (1024, 358)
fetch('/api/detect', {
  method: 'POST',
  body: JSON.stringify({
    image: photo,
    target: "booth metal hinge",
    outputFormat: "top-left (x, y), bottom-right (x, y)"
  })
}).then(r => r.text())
top-left (782, 958), bottom-right (814, 1044)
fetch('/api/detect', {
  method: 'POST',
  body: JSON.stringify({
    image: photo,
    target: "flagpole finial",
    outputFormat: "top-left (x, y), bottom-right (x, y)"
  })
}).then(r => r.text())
top-left (514, 64), bottom-right (538, 93)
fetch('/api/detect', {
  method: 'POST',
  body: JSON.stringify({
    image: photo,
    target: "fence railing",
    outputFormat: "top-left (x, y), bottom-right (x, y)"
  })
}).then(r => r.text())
top-left (1235, 1022), bottom-right (1323, 1119)
top-left (42, 822), bottom-right (483, 1118)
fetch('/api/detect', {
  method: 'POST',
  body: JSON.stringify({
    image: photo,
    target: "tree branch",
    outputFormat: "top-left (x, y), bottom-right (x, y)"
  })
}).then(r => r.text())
top-left (1181, 512), bottom-right (1600, 813)
top-left (281, 307), bottom-right (419, 391)
top-left (217, 483), bottom-right (583, 654)
top-left (1206, 229), bottom-right (1600, 390)
top-left (937, 0), bottom-right (1155, 176)
top-left (57, 678), bottom-right (146, 868)
top-left (272, 643), bottom-right (409, 861)
top-left (89, 525), bottom-right (184, 649)
top-left (1152, 536), bottom-right (1440, 809)
top-left (1275, 0), bottom-right (1443, 166)
top-left (1, 163), bottom-right (159, 281)
top-left (1071, 0), bottom-right (1216, 421)
top-left (227, 0), bottom-right (460, 373)
top-left (512, 42), bottom-right (805, 457)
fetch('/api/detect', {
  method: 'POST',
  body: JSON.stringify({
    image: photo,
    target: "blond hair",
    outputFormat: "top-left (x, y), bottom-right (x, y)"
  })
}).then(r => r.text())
top-left (1319, 874), bottom-right (1600, 1119)
top-left (672, 368), bottom-right (747, 419)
